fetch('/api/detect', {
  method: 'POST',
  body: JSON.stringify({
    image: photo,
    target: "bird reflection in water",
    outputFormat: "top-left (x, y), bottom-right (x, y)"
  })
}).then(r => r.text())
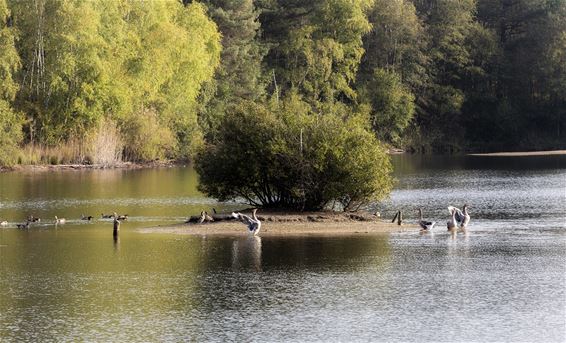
top-left (231, 236), bottom-right (262, 271)
top-left (113, 235), bottom-right (120, 252)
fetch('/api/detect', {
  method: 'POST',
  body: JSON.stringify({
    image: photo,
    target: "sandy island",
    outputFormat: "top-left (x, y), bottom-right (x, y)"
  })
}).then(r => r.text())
top-left (139, 210), bottom-right (418, 236)
top-left (469, 150), bottom-right (566, 157)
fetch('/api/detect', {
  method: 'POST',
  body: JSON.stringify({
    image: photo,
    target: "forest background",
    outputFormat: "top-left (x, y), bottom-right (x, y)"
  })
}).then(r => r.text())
top-left (0, 0), bottom-right (565, 168)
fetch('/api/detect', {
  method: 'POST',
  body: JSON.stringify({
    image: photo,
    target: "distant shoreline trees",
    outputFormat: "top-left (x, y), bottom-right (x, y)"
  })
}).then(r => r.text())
top-left (1, 0), bottom-right (221, 166)
top-left (0, 0), bottom-right (564, 169)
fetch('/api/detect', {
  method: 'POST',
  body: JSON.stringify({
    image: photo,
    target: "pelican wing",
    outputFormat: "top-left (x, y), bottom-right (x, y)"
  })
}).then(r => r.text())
top-left (448, 206), bottom-right (465, 224)
top-left (233, 212), bottom-right (255, 226)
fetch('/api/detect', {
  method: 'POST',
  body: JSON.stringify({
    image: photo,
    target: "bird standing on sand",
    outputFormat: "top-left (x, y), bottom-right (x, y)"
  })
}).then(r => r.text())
top-left (232, 209), bottom-right (261, 235)
top-left (447, 204), bottom-right (471, 229)
top-left (418, 208), bottom-right (436, 231)
top-left (197, 211), bottom-right (214, 223)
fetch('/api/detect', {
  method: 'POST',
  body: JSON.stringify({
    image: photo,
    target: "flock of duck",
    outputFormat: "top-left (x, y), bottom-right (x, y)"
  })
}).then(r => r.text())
top-left (0, 209), bottom-right (262, 235)
top-left (0, 213), bottom-right (129, 230)
top-left (418, 204), bottom-right (471, 232)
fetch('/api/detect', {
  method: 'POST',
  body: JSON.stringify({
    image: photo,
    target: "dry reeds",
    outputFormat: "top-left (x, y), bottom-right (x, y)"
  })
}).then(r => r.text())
top-left (17, 118), bottom-right (123, 166)
top-left (90, 118), bottom-right (123, 165)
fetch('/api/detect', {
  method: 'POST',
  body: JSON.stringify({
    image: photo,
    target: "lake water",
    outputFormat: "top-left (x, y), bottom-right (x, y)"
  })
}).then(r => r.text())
top-left (1, 155), bottom-right (565, 342)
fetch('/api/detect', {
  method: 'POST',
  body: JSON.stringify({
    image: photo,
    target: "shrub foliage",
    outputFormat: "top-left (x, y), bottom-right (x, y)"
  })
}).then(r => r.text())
top-left (195, 97), bottom-right (393, 211)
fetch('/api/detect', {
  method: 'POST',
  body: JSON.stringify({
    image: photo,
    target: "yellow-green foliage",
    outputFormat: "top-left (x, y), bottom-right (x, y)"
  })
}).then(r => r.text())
top-left (265, 0), bottom-right (372, 103)
top-left (359, 68), bottom-right (415, 145)
top-left (195, 96), bottom-right (393, 211)
top-left (121, 108), bottom-right (177, 162)
top-left (0, 101), bottom-right (23, 166)
top-left (0, 0), bottom-right (22, 166)
top-left (7, 0), bottom-right (221, 161)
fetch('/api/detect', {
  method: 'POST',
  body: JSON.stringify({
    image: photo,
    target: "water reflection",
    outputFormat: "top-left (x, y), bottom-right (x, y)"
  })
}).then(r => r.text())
top-left (113, 235), bottom-right (120, 252)
top-left (231, 236), bottom-right (262, 271)
top-left (1, 156), bottom-right (565, 341)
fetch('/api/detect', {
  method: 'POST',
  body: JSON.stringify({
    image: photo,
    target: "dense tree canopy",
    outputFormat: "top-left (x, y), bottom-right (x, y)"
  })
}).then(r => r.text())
top-left (6, 0), bottom-right (220, 162)
top-left (1, 0), bottom-right (564, 207)
top-left (0, 0), bottom-right (22, 166)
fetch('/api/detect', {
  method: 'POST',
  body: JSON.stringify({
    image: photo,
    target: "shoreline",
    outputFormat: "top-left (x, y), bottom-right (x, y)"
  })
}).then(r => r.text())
top-left (468, 150), bottom-right (566, 157)
top-left (3, 149), bottom-right (566, 172)
top-left (0, 160), bottom-right (180, 173)
top-left (3, 149), bottom-right (564, 173)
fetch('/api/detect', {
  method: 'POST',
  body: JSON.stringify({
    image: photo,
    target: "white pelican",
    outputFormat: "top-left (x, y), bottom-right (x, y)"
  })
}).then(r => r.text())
top-left (447, 207), bottom-right (458, 231)
top-left (54, 216), bottom-right (66, 224)
top-left (232, 209), bottom-right (261, 235)
top-left (447, 204), bottom-right (470, 229)
top-left (418, 208), bottom-right (436, 231)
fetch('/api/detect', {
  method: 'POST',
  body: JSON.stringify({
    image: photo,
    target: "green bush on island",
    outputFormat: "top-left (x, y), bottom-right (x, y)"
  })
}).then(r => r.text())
top-left (0, 102), bottom-right (23, 167)
top-left (195, 96), bottom-right (393, 211)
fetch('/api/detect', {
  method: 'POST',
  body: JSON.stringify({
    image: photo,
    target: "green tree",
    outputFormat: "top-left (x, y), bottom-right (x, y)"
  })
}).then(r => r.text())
top-left (195, 96), bottom-right (393, 211)
top-left (411, 0), bottom-right (496, 151)
top-left (0, 0), bottom-right (22, 166)
top-left (357, 0), bottom-right (424, 146)
top-left (467, 0), bottom-right (565, 149)
top-left (7, 0), bottom-right (221, 161)
top-left (199, 0), bottom-right (266, 141)
top-left (260, 0), bottom-right (372, 104)
top-left (360, 0), bottom-right (427, 90)
top-left (359, 69), bottom-right (415, 145)
top-left (9, 0), bottom-right (107, 144)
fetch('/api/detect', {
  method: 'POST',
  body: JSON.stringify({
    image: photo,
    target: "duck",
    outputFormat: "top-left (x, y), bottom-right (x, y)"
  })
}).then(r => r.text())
top-left (418, 208), bottom-right (436, 231)
top-left (447, 207), bottom-right (458, 231)
top-left (0, 220), bottom-right (8, 226)
top-left (54, 216), bottom-right (66, 224)
top-left (116, 214), bottom-right (128, 221)
top-left (27, 215), bottom-right (41, 223)
top-left (81, 215), bottom-right (93, 221)
top-left (17, 221), bottom-right (30, 229)
top-left (197, 211), bottom-right (213, 223)
top-left (114, 213), bottom-right (128, 221)
top-left (232, 208), bottom-right (261, 235)
top-left (447, 204), bottom-right (470, 229)
top-left (101, 213), bottom-right (114, 219)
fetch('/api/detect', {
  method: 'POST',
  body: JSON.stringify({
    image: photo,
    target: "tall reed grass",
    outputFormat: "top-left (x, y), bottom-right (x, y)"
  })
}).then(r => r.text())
top-left (17, 119), bottom-right (123, 166)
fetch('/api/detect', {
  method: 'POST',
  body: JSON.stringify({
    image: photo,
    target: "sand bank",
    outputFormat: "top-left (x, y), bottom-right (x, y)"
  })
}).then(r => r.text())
top-left (140, 211), bottom-right (417, 237)
top-left (469, 150), bottom-right (566, 157)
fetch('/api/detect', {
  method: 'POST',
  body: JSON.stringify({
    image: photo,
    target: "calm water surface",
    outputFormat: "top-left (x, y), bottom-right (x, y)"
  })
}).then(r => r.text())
top-left (1, 155), bottom-right (565, 342)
